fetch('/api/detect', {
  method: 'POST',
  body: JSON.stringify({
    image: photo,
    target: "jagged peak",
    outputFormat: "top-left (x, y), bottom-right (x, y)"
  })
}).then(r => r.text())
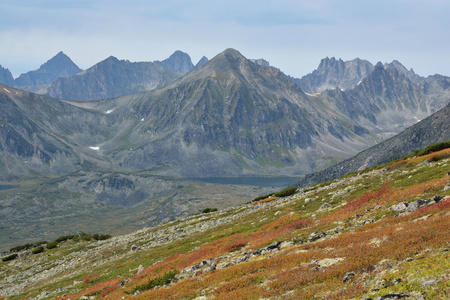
top-left (195, 56), bottom-right (209, 68)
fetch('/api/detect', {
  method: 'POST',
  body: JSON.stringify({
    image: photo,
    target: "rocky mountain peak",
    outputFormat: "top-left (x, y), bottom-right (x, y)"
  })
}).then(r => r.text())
top-left (195, 56), bottom-right (209, 68)
top-left (159, 50), bottom-right (194, 73)
top-left (295, 57), bottom-right (374, 93)
top-left (14, 51), bottom-right (82, 86)
top-left (0, 65), bottom-right (14, 86)
top-left (384, 60), bottom-right (423, 84)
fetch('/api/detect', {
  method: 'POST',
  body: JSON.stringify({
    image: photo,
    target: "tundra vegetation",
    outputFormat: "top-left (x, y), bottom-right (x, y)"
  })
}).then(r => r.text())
top-left (1, 142), bottom-right (450, 299)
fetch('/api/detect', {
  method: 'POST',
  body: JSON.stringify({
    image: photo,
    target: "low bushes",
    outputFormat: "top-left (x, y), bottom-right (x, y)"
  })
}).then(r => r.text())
top-left (31, 246), bottom-right (45, 254)
top-left (252, 186), bottom-right (298, 203)
top-left (127, 269), bottom-right (178, 294)
top-left (2, 254), bottom-right (18, 262)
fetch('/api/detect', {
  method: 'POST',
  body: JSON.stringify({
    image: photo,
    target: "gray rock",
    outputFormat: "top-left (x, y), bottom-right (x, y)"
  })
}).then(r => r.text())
top-left (377, 294), bottom-right (407, 299)
top-left (131, 244), bottom-right (138, 251)
top-left (309, 232), bottom-right (326, 242)
top-left (444, 184), bottom-right (450, 191)
top-left (390, 202), bottom-right (407, 212)
top-left (319, 202), bottom-right (331, 210)
top-left (420, 278), bottom-right (437, 287)
top-left (343, 271), bottom-right (355, 283)
top-left (433, 195), bottom-right (443, 202)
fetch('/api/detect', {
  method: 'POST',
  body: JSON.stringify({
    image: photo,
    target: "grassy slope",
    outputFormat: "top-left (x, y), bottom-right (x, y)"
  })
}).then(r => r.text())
top-left (1, 149), bottom-right (450, 299)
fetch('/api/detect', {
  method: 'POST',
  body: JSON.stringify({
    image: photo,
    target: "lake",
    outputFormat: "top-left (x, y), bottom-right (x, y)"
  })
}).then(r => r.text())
top-left (193, 176), bottom-right (302, 187)
top-left (0, 185), bottom-right (19, 191)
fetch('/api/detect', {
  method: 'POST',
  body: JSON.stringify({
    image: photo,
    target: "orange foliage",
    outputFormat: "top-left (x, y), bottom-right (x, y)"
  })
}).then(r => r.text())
top-left (345, 180), bottom-right (390, 211)
top-left (252, 196), bottom-right (277, 205)
top-left (58, 279), bottom-right (121, 300)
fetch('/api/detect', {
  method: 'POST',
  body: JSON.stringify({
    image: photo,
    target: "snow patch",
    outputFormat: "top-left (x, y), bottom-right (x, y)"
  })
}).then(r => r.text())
top-left (89, 146), bottom-right (100, 151)
top-left (357, 80), bottom-right (362, 85)
top-left (141, 118), bottom-right (145, 122)
top-left (105, 109), bottom-right (115, 114)
top-left (305, 92), bottom-right (320, 96)
top-left (3, 88), bottom-right (10, 93)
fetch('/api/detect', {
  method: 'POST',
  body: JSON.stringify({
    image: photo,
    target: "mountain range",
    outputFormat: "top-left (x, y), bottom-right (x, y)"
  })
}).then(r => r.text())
top-left (1, 48), bottom-right (450, 179)
top-left (1, 47), bottom-right (450, 250)
top-left (0, 50), bottom-right (208, 99)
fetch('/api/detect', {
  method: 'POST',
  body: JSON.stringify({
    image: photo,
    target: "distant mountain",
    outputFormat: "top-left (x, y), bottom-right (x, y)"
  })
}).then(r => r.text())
top-left (46, 51), bottom-right (199, 100)
top-left (0, 65), bottom-right (14, 86)
top-left (157, 50), bottom-right (195, 73)
top-left (14, 51), bottom-right (82, 87)
top-left (297, 101), bottom-right (450, 188)
top-left (319, 63), bottom-right (448, 135)
top-left (46, 56), bottom-right (183, 100)
top-left (292, 57), bottom-right (374, 93)
top-left (195, 56), bottom-right (209, 68)
top-left (384, 60), bottom-right (424, 84)
top-left (3, 49), bottom-right (450, 179)
top-left (88, 49), bottom-right (381, 177)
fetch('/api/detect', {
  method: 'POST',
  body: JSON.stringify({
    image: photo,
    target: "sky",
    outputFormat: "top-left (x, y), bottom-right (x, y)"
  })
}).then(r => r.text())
top-left (1, 0), bottom-right (449, 79)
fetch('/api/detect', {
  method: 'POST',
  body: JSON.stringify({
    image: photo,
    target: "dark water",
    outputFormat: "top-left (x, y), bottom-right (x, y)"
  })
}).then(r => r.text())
top-left (193, 176), bottom-right (302, 187)
top-left (0, 185), bottom-right (19, 190)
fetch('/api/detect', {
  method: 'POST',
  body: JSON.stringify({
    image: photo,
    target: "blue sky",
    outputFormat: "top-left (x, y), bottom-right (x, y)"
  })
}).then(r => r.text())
top-left (1, 0), bottom-right (449, 78)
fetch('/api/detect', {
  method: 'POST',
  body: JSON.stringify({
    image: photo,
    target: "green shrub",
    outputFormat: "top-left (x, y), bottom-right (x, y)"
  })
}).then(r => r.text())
top-left (405, 139), bottom-right (450, 159)
top-left (92, 234), bottom-right (112, 241)
top-left (9, 243), bottom-right (33, 253)
top-left (79, 232), bottom-right (92, 241)
top-left (274, 186), bottom-right (297, 198)
top-left (55, 235), bottom-right (77, 243)
top-left (34, 241), bottom-right (48, 247)
top-left (32, 246), bottom-right (45, 254)
top-left (2, 254), bottom-right (18, 262)
top-left (127, 269), bottom-right (177, 294)
top-left (46, 241), bottom-right (59, 249)
top-left (252, 194), bottom-right (272, 202)
top-left (202, 208), bottom-right (218, 214)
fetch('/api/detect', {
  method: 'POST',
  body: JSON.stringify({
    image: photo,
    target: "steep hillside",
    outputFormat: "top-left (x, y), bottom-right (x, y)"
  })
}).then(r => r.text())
top-left (14, 51), bottom-right (82, 87)
top-left (298, 102), bottom-right (450, 188)
top-left (2, 143), bottom-right (449, 299)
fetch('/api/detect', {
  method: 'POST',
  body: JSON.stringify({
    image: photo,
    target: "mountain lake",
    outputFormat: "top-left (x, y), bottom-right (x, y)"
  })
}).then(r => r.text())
top-left (0, 185), bottom-right (19, 190)
top-left (194, 176), bottom-right (302, 187)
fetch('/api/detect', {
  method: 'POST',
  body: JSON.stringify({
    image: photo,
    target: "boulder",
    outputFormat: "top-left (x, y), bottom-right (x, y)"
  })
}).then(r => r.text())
top-left (390, 202), bottom-right (407, 212)
top-left (343, 271), bottom-right (355, 283)
top-left (309, 232), bottom-right (326, 242)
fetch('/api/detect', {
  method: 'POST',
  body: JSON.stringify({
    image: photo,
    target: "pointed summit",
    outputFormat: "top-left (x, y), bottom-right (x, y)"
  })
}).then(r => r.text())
top-left (195, 56), bottom-right (209, 68)
top-left (15, 51), bottom-right (82, 86)
top-left (159, 50), bottom-right (194, 73)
